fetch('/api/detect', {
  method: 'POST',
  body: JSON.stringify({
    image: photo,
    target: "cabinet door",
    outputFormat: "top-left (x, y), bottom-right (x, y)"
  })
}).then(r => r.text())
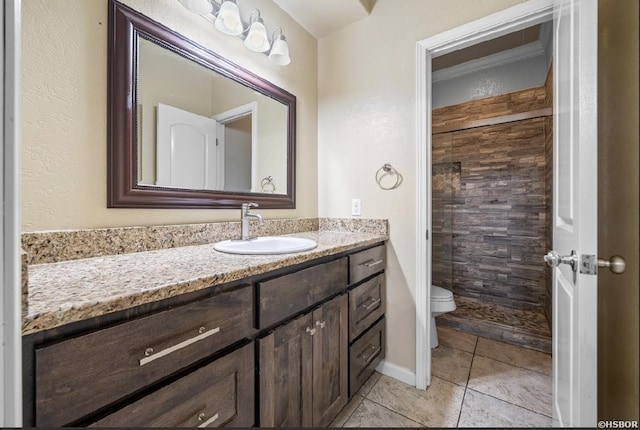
top-left (312, 294), bottom-right (348, 427)
top-left (258, 312), bottom-right (314, 427)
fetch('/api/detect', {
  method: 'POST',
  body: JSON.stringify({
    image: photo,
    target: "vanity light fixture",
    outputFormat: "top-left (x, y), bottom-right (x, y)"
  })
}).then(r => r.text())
top-left (215, 0), bottom-right (243, 36)
top-left (244, 10), bottom-right (270, 52)
top-left (268, 28), bottom-right (291, 66)
top-left (177, 0), bottom-right (291, 66)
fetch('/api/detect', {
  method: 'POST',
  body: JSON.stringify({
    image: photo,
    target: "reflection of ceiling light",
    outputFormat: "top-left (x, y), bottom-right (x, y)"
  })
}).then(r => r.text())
top-left (268, 28), bottom-right (290, 66)
top-left (176, 0), bottom-right (292, 66)
top-left (244, 10), bottom-right (270, 53)
top-left (177, 0), bottom-right (213, 15)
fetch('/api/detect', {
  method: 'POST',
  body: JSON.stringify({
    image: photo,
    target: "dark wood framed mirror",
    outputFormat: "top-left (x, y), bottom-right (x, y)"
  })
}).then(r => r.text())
top-left (108, 0), bottom-right (296, 208)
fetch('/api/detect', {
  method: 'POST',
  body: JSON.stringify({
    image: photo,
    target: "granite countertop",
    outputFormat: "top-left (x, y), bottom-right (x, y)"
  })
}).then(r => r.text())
top-left (24, 230), bottom-right (387, 335)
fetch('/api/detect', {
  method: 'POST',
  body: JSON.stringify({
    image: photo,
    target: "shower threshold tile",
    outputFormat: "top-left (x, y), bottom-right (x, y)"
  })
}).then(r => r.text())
top-left (452, 295), bottom-right (551, 338)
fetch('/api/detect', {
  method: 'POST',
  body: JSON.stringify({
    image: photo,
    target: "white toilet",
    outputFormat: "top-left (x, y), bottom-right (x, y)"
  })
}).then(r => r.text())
top-left (431, 285), bottom-right (456, 348)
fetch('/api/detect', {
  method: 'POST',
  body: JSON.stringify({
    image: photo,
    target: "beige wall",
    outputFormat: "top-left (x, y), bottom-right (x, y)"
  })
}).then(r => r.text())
top-left (317, 0), bottom-right (525, 371)
top-left (597, 0), bottom-right (639, 420)
top-left (21, 0), bottom-right (318, 231)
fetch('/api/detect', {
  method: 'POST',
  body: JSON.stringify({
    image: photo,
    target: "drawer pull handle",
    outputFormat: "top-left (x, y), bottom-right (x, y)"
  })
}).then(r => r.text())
top-left (197, 412), bottom-right (219, 428)
top-left (306, 327), bottom-right (316, 336)
top-left (362, 259), bottom-right (384, 268)
top-left (139, 326), bottom-right (221, 367)
top-left (361, 344), bottom-right (381, 366)
top-left (316, 320), bottom-right (326, 329)
top-left (361, 297), bottom-right (382, 312)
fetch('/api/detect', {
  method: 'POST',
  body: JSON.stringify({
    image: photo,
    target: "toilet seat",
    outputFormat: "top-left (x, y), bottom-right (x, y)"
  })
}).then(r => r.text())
top-left (431, 285), bottom-right (453, 302)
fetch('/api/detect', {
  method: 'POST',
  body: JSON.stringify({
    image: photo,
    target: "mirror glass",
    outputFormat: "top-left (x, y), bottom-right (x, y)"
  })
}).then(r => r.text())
top-left (137, 37), bottom-right (289, 194)
top-left (107, 0), bottom-right (296, 209)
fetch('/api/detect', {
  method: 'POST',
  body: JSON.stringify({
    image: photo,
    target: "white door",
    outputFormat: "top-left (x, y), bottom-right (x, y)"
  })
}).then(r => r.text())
top-left (156, 103), bottom-right (223, 190)
top-left (550, 0), bottom-right (598, 426)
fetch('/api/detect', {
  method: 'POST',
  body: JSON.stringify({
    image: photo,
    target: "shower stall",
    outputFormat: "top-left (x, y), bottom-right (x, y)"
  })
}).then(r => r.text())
top-left (431, 72), bottom-right (553, 352)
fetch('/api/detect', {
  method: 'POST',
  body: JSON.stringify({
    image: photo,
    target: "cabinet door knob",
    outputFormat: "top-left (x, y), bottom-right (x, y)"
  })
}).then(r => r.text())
top-left (306, 327), bottom-right (316, 336)
top-left (316, 320), bottom-right (326, 329)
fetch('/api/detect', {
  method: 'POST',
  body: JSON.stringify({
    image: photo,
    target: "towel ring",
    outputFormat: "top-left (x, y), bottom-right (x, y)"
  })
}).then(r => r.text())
top-left (261, 176), bottom-right (276, 193)
top-left (375, 163), bottom-right (402, 190)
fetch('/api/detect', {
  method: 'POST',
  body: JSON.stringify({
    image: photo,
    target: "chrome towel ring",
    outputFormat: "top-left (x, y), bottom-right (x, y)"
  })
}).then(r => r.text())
top-left (261, 176), bottom-right (276, 193)
top-left (375, 163), bottom-right (402, 190)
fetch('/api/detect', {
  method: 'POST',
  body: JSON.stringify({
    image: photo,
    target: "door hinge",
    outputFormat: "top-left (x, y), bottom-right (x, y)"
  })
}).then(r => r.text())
top-left (426, 229), bottom-right (429, 240)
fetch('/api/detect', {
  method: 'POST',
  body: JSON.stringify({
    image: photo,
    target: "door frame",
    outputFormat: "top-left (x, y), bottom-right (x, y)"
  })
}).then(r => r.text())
top-left (212, 102), bottom-right (258, 192)
top-left (414, 0), bottom-right (555, 390)
top-left (2, 0), bottom-right (22, 425)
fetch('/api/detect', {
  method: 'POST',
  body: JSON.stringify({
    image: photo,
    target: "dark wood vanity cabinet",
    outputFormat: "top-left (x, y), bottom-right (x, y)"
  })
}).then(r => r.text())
top-left (24, 243), bottom-right (387, 428)
top-left (258, 294), bottom-right (349, 428)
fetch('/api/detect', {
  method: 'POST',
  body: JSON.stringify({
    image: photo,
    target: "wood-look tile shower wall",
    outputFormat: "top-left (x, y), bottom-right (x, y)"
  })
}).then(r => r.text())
top-left (432, 82), bottom-right (553, 313)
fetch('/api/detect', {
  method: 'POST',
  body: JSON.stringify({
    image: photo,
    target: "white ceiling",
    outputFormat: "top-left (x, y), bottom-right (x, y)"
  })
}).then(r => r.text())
top-left (272, 0), bottom-right (375, 39)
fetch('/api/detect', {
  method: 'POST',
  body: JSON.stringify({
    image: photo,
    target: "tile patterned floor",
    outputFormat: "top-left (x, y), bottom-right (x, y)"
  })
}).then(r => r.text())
top-left (330, 326), bottom-right (553, 428)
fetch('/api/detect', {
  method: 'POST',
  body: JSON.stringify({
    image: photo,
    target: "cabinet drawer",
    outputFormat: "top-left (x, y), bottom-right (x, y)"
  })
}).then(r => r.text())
top-left (35, 285), bottom-right (255, 427)
top-left (349, 274), bottom-right (385, 342)
top-left (349, 245), bottom-right (386, 284)
top-left (90, 343), bottom-right (254, 428)
top-left (257, 258), bottom-right (347, 329)
top-left (349, 317), bottom-right (385, 397)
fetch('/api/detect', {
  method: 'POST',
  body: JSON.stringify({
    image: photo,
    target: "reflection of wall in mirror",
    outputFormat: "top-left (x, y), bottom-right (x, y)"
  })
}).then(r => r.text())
top-left (224, 116), bottom-right (252, 192)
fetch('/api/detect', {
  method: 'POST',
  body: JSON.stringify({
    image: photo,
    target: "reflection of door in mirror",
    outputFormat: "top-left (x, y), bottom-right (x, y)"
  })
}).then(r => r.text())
top-left (154, 103), bottom-right (257, 193)
top-left (156, 103), bottom-right (222, 191)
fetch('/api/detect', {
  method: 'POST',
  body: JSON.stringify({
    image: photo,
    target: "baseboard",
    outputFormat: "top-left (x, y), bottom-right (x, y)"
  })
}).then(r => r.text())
top-left (375, 360), bottom-right (416, 387)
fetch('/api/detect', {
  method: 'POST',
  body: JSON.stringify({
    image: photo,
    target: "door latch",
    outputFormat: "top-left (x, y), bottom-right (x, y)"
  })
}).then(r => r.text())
top-left (580, 254), bottom-right (626, 275)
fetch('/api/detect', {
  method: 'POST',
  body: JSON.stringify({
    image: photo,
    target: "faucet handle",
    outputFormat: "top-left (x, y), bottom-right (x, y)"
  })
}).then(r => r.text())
top-left (242, 202), bottom-right (259, 209)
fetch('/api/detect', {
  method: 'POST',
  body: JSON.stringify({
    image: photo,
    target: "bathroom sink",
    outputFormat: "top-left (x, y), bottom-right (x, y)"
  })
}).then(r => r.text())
top-left (213, 236), bottom-right (318, 255)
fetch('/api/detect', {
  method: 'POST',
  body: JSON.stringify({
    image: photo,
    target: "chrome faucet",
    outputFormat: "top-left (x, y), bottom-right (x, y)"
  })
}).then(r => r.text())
top-left (240, 202), bottom-right (263, 240)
